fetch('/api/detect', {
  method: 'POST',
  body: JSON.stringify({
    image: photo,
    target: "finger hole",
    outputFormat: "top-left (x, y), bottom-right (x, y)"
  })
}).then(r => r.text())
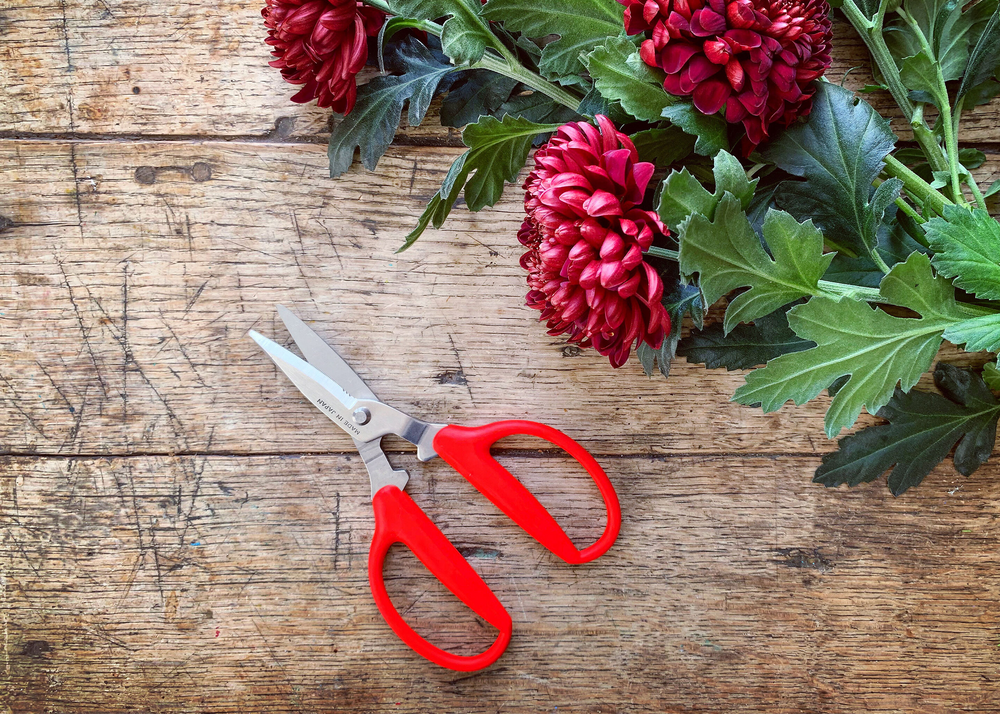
top-left (381, 543), bottom-right (501, 658)
top-left (490, 435), bottom-right (610, 552)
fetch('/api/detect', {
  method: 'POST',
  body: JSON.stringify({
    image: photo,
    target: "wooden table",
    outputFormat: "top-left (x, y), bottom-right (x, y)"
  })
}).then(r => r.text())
top-left (2, 3), bottom-right (998, 712)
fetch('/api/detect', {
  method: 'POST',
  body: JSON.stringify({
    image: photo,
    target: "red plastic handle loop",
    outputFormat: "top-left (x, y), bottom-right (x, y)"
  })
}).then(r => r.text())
top-left (368, 485), bottom-right (513, 672)
top-left (432, 420), bottom-right (621, 565)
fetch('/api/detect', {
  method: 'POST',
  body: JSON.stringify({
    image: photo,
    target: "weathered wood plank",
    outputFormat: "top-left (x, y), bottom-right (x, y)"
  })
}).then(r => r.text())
top-left (3, 4), bottom-right (999, 146)
top-left (4, 139), bottom-right (995, 462)
top-left (3, 454), bottom-right (998, 713)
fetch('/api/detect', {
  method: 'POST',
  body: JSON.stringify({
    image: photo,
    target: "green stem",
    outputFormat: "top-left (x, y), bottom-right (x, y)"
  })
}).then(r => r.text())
top-left (470, 54), bottom-right (581, 110)
top-left (362, 0), bottom-right (581, 111)
top-left (894, 195), bottom-right (926, 225)
top-left (839, 0), bottom-right (950, 176)
top-left (840, 1), bottom-right (912, 116)
top-left (909, 105), bottom-right (949, 174)
top-left (882, 154), bottom-right (953, 216)
top-left (362, 0), bottom-right (394, 14)
top-left (818, 280), bottom-right (884, 302)
top-left (870, 249), bottom-right (892, 274)
top-left (646, 246), bottom-right (679, 261)
top-left (897, 8), bottom-right (965, 204)
top-left (967, 173), bottom-right (988, 211)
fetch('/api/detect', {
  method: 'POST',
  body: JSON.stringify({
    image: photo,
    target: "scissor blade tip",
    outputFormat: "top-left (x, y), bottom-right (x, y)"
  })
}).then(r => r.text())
top-left (248, 330), bottom-right (270, 345)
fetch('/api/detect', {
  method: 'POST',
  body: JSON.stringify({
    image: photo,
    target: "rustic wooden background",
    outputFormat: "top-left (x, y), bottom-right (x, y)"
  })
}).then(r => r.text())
top-left (2, 2), bottom-right (999, 712)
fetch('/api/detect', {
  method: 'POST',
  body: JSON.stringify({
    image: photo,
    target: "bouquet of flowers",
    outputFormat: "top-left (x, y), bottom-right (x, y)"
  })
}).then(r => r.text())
top-left (262, 0), bottom-right (1000, 495)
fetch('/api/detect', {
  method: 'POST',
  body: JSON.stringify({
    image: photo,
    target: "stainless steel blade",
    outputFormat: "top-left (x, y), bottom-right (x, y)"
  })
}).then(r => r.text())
top-left (272, 308), bottom-right (408, 498)
top-left (276, 305), bottom-right (377, 401)
top-left (250, 330), bottom-right (445, 462)
top-left (250, 330), bottom-right (363, 437)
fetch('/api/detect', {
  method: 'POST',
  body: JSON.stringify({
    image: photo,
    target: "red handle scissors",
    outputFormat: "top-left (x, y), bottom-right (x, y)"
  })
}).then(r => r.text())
top-left (250, 307), bottom-right (621, 671)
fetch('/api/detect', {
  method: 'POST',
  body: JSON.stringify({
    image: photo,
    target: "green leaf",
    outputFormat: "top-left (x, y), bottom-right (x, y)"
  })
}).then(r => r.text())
top-left (944, 312), bottom-right (1000, 352)
top-left (877, 251), bottom-right (965, 319)
top-left (958, 4), bottom-right (1000, 99)
top-left (401, 115), bottom-right (559, 249)
top-left (885, 0), bottom-right (981, 82)
top-left (763, 83), bottom-right (898, 259)
top-left (637, 281), bottom-right (704, 378)
top-left (900, 50), bottom-right (948, 107)
top-left (440, 70), bottom-right (519, 127)
top-left (630, 127), bottom-right (696, 167)
top-left (657, 150), bottom-right (757, 231)
top-left (679, 197), bottom-right (834, 334)
top-left (961, 78), bottom-right (1000, 109)
top-left (482, 0), bottom-right (626, 80)
top-left (854, 0), bottom-right (883, 19)
top-left (678, 306), bottom-right (815, 371)
top-left (814, 363), bottom-right (1000, 494)
top-left (984, 361), bottom-right (1000, 390)
top-left (661, 103), bottom-right (730, 156)
top-left (733, 253), bottom-right (961, 437)
top-left (387, 0), bottom-right (496, 64)
top-left (328, 38), bottom-right (455, 177)
top-left (582, 36), bottom-right (676, 122)
top-left (496, 92), bottom-right (581, 125)
top-left (924, 204), bottom-right (1000, 300)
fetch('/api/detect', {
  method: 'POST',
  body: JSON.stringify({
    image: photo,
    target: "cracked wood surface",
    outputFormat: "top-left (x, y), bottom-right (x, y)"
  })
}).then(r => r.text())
top-left (2, 1), bottom-right (1000, 713)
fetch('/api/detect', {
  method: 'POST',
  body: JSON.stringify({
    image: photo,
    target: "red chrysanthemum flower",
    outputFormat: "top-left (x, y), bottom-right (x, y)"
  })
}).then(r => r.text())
top-left (519, 116), bottom-right (671, 368)
top-left (262, 0), bottom-right (385, 114)
top-left (621, 0), bottom-right (832, 149)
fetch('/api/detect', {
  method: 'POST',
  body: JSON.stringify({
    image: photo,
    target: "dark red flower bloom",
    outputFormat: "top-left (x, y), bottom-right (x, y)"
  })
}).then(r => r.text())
top-left (620, 0), bottom-right (832, 148)
top-left (519, 116), bottom-right (671, 368)
top-left (263, 0), bottom-right (385, 114)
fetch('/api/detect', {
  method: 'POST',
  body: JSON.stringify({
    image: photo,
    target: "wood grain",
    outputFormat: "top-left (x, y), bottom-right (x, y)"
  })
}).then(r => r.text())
top-left (3, 2), bottom-right (1000, 712)
top-left (3, 454), bottom-right (999, 713)
top-left (2, 3), bottom-right (1000, 146)
top-left (3, 138), bottom-right (949, 458)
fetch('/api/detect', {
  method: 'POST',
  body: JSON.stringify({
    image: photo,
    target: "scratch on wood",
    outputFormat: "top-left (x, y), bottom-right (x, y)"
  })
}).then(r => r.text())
top-left (183, 279), bottom-right (209, 314)
top-left (57, 259), bottom-right (109, 399)
top-left (447, 334), bottom-right (475, 405)
top-left (0, 373), bottom-right (47, 438)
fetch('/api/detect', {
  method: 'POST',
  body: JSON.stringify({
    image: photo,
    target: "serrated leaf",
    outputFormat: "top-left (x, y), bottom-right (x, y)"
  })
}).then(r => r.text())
top-left (943, 312), bottom-right (1000, 352)
top-left (630, 127), bottom-right (696, 166)
top-left (328, 38), bottom-right (455, 177)
top-left (576, 86), bottom-right (633, 123)
top-left (679, 197), bottom-right (834, 334)
top-left (823, 213), bottom-right (930, 288)
top-left (657, 151), bottom-right (757, 231)
top-left (387, 0), bottom-right (495, 64)
top-left (482, 0), bottom-right (626, 80)
top-left (678, 306), bottom-right (815, 371)
top-left (924, 204), bottom-right (1000, 300)
top-left (440, 70), bottom-right (519, 127)
top-left (661, 103), bottom-right (730, 156)
top-left (401, 115), bottom-right (559, 249)
top-left (639, 281), bottom-right (705, 378)
top-left (733, 253), bottom-right (961, 437)
top-left (764, 83), bottom-right (897, 259)
top-left (815, 363), bottom-right (1000, 494)
top-left (582, 36), bottom-right (676, 122)
top-left (878, 251), bottom-right (965, 319)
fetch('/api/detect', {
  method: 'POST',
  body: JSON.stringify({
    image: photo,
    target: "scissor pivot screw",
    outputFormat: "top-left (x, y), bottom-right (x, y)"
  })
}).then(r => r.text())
top-left (353, 407), bottom-right (372, 425)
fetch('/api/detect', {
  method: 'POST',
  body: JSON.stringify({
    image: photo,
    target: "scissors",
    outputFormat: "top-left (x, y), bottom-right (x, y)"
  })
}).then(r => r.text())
top-left (249, 306), bottom-right (621, 671)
